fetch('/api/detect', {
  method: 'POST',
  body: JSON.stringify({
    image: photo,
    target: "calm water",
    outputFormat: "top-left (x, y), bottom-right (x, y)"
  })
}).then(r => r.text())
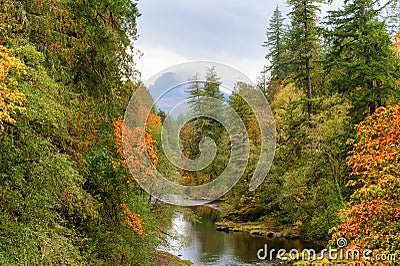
top-left (161, 205), bottom-right (322, 266)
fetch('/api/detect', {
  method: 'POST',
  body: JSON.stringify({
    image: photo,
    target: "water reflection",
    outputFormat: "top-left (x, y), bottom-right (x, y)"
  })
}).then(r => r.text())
top-left (161, 206), bottom-right (322, 266)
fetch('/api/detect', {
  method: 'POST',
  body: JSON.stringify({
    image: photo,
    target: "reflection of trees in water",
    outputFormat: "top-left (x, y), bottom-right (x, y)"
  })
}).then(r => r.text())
top-left (164, 206), bottom-right (323, 265)
top-left (190, 205), bottom-right (223, 223)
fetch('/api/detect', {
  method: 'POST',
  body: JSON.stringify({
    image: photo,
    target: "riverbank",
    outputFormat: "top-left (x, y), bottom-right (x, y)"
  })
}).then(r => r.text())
top-left (215, 219), bottom-right (301, 239)
top-left (211, 205), bottom-right (348, 265)
top-left (155, 250), bottom-right (192, 266)
top-left (214, 220), bottom-right (347, 265)
top-left (160, 204), bottom-right (336, 265)
top-left (211, 201), bottom-right (327, 245)
top-left (209, 200), bottom-right (303, 240)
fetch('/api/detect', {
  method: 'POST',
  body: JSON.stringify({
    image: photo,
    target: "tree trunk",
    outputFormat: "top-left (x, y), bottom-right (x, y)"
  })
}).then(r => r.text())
top-left (306, 57), bottom-right (313, 124)
top-left (304, 0), bottom-right (312, 126)
top-left (369, 82), bottom-right (375, 114)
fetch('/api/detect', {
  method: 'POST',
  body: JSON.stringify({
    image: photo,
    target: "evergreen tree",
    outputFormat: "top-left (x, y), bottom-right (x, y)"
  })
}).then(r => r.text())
top-left (184, 67), bottom-right (227, 185)
top-left (263, 6), bottom-right (289, 83)
top-left (287, 0), bottom-right (324, 123)
top-left (325, 0), bottom-right (400, 123)
top-left (186, 74), bottom-right (204, 115)
top-left (227, 82), bottom-right (262, 210)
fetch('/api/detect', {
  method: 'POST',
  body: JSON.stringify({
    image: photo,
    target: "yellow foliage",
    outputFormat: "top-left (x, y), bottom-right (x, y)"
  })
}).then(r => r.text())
top-left (146, 112), bottom-right (162, 133)
top-left (0, 45), bottom-right (27, 127)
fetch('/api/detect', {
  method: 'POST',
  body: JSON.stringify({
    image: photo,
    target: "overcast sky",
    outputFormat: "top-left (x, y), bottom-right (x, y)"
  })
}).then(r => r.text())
top-left (134, 0), bottom-right (342, 82)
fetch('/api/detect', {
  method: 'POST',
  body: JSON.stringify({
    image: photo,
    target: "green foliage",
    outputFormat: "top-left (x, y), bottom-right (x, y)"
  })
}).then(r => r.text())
top-left (264, 6), bottom-right (289, 84)
top-left (182, 67), bottom-right (229, 185)
top-left (2, 0), bottom-right (140, 96)
top-left (325, 0), bottom-right (400, 123)
top-left (257, 83), bottom-right (351, 240)
top-left (82, 150), bottom-right (160, 265)
top-left (248, 0), bottom-right (400, 245)
top-left (0, 45), bottom-right (95, 265)
top-left (287, 0), bottom-right (325, 120)
top-left (225, 82), bottom-right (262, 209)
top-left (0, 1), bottom-right (164, 265)
top-left (1, 0), bottom-right (400, 262)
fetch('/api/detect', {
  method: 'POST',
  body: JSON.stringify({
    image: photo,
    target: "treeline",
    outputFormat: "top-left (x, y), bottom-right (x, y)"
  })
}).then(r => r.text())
top-left (231, 0), bottom-right (400, 257)
top-left (0, 1), bottom-right (167, 265)
top-left (174, 0), bottom-right (400, 257)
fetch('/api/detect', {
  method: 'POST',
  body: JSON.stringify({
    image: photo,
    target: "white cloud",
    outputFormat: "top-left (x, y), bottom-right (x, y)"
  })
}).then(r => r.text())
top-left (134, 0), bottom-right (346, 83)
top-left (135, 0), bottom-right (281, 82)
top-left (135, 45), bottom-right (189, 81)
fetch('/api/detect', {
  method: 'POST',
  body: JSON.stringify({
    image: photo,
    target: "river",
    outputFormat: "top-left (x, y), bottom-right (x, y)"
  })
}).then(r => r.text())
top-left (160, 205), bottom-right (323, 266)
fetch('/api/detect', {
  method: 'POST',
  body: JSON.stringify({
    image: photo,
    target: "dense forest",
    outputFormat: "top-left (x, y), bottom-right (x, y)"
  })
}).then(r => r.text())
top-left (0, 0), bottom-right (399, 265)
top-left (0, 0), bottom-right (165, 264)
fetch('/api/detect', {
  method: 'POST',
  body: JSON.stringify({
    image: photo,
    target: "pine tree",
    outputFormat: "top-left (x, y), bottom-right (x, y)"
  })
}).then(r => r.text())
top-left (184, 67), bottom-right (227, 184)
top-left (325, 0), bottom-right (400, 123)
top-left (263, 6), bottom-right (289, 83)
top-left (287, 0), bottom-right (324, 124)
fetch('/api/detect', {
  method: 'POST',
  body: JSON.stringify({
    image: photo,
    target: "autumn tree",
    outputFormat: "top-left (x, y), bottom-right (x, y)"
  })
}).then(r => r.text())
top-left (0, 1), bottom-right (163, 264)
top-left (332, 104), bottom-right (400, 262)
top-left (393, 31), bottom-right (400, 58)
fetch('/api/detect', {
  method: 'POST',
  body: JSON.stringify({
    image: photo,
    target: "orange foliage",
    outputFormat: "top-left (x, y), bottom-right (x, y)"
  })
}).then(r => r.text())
top-left (114, 117), bottom-right (124, 158)
top-left (393, 31), bottom-right (400, 58)
top-left (120, 203), bottom-right (146, 235)
top-left (144, 130), bottom-right (158, 166)
top-left (114, 116), bottom-right (159, 167)
top-left (332, 105), bottom-right (400, 262)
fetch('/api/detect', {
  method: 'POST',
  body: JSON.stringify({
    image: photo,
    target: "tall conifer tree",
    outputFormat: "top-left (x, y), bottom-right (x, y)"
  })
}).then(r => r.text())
top-left (264, 6), bottom-right (289, 83)
top-left (325, 0), bottom-right (400, 122)
top-left (287, 0), bottom-right (323, 123)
